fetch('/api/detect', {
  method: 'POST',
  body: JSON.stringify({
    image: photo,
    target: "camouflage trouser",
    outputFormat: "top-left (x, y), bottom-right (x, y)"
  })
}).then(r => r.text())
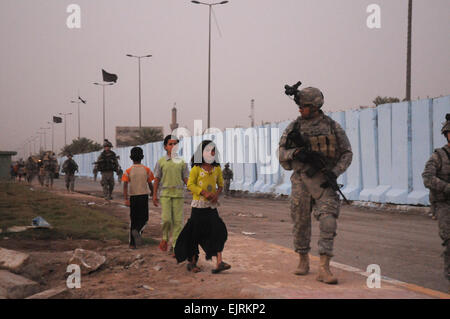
top-left (101, 171), bottom-right (115, 198)
top-left (65, 174), bottom-right (76, 192)
top-left (45, 171), bottom-right (54, 187)
top-left (224, 180), bottom-right (231, 195)
top-left (290, 172), bottom-right (340, 257)
top-left (436, 202), bottom-right (450, 281)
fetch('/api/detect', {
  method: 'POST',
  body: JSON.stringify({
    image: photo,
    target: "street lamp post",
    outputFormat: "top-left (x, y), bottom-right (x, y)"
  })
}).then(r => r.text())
top-left (47, 121), bottom-right (54, 153)
top-left (36, 132), bottom-right (44, 152)
top-left (58, 112), bottom-right (73, 147)
top-left (126, 54), bottom-right (152, 128)
top-left (39, 127), bottom-right (51, 151)
top-left (70, 100), bottom-right (83, 139)
top-left (93, 82), bottom-right (114, 141)
top-left (191, 0), bottom-right (229, 129)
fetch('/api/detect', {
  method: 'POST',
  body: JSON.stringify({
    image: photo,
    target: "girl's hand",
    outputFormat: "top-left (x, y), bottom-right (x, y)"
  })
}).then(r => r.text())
top-left (152, 196), bottom-right (159, 207)
top-left (211, 193), bottom-right (220, 203)
top-left (201, 191), bottom-right (214, 200)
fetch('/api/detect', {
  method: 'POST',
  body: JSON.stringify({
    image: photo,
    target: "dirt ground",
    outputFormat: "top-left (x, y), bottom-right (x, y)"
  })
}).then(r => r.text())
top-left (1, 189), bottom-right (273, 299)
top-left (2, 179), bottom-right (447, 298)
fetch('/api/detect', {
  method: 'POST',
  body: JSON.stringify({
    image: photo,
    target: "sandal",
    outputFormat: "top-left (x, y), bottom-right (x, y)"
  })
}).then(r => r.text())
top-left (212, 261), bottom-right (231, 274)
top-left (159, 240), bottom-right (168, 252)
top-left (187, 263), bottom-right (202, 273)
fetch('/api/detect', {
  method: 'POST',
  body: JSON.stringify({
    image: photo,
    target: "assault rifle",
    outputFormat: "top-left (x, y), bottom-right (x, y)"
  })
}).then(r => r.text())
top-left (286, 121), bottom-right (350, 204)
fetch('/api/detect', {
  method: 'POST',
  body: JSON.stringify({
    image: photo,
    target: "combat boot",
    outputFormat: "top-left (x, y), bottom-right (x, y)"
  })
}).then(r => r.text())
top-left (294, 253), bottom-right (309, 275)
top-left (316, 254), bottom-right (338, 284)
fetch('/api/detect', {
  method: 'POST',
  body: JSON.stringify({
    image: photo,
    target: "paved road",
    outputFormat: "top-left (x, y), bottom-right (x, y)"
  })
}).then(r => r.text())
top-left (50, 176), bottom-right (447, 293)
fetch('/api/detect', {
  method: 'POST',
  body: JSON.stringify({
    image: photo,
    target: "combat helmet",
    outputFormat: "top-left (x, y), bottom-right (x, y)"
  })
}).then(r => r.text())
top-left (298, 87), bottom-right (324, 108)
top-left (441, 113), bottom-right (450, 135)
top-left (103, 139), bottom-right (113, 148)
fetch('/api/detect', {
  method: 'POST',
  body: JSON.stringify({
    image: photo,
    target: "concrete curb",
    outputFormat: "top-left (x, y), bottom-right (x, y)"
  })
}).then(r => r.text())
top-left (266, 242), bottom-right (449, 299)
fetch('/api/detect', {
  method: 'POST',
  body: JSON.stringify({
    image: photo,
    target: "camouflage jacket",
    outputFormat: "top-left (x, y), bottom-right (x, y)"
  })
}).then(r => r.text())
top-left (278, 113), bottom-right (353, 177)
top-left (95, 150), bottom-right (119, 172)
top-left (62, 159), bottom-right (79, 175)
top-left (222, 168), bottom-right (233, 180)
top-left (422, 144), bottom-right (450, 203)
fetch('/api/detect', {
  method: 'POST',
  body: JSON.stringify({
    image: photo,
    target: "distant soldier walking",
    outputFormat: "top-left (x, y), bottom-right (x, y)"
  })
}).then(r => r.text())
top-left (422, 113), bottom-right (450, 291)
top-left (279, 83), bottom-right (353, 285)
top-left (222, 163), bottom-right (233, 196)
top-left (25, 156), bottom-right (38, 184)
top-left (43, 152), bottom-right (58, 189)
top-left (62, 153), bottom-right (79, 193)
top-left (94, 139), bottom-right (120, 200)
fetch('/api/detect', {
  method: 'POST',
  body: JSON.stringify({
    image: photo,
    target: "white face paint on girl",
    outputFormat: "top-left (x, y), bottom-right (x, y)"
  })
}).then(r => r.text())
top-left (203, 146), bottom-right (216, 164)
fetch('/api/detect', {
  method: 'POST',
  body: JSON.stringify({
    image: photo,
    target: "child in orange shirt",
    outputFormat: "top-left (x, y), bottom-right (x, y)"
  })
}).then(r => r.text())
top-left (122, 147), bottom-right (154, 249)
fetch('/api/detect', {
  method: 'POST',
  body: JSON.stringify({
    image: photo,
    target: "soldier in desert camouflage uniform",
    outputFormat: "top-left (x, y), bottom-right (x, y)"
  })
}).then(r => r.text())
top-left (94, 139), bottom-right (119, 200)
top-left (422, 113), bottom-right (450, 290)
top-left (279, 85), bottom-right (353, 285)
top-left (222, 163), bottom-right (233, 196)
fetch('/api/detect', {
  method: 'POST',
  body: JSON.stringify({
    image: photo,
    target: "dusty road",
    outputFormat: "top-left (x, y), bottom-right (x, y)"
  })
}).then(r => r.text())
top-left (50, 176), bottom-right (446, 293)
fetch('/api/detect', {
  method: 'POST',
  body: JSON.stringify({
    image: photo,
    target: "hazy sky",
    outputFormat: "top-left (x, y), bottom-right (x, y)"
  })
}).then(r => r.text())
top-left (1, 0), bottom-right (449, 157)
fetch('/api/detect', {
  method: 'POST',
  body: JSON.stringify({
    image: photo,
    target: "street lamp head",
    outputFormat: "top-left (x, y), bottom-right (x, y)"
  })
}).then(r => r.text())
top-left (191, 1), bottom-right (201, 3)
top-left (145, 54), bottom-right (152, 57)
top-left (126, 54), bottom-right (133, 57)
top-left (220, 1), bottom-right (229, 4)
top-left (93, 82), bottom-right (100, 85)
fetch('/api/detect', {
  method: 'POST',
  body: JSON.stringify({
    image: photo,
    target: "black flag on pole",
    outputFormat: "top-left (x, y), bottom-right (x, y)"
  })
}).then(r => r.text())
top-left (102, 69), bottom-right (118, 83)
top-left (53, 116), bottom-right (62, 123)
top-left (78, 96), bottom-right (87, 104)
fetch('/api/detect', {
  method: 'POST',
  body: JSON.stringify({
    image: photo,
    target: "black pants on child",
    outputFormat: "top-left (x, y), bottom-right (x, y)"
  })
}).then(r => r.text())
top-left (129, 194), bottom-right (149, 246)
top-left (175, 207), bottom-right (228, 263)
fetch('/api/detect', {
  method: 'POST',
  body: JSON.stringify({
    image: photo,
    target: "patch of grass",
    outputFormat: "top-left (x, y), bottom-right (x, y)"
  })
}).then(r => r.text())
top-left (0, 182), bottom-right (132, 243)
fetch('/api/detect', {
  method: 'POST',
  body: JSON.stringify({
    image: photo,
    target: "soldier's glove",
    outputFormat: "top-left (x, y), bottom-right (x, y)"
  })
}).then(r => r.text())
top-left (293, 148), bottom-right (309, 163)
top-left (320, 171), bottom-right (337, 189)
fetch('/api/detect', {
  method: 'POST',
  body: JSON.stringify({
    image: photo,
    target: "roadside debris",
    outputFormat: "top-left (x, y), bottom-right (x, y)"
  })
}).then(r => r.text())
top-left (68, 248), bottom-right (106, 275)
top-left (242, 231), bottom-right (256, 236)
top-left (32, 216), bottom-right (51, 228)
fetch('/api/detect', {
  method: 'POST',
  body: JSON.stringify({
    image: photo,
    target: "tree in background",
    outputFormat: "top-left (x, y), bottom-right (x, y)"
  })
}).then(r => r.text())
top-left (373, 96), bottom-right (401, 106)
top-left (130, 127), bottom-right (164, 146)
top-left (59, 138), bottom-right (102, 156)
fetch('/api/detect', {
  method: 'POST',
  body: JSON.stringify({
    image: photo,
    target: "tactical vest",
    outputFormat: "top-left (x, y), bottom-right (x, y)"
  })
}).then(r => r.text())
top-left (64, 159), bottom-right (78, 174)
top-left (97, 151), bottom-right (118, 172)
top-left (300, 115), bottom-right (338, 161)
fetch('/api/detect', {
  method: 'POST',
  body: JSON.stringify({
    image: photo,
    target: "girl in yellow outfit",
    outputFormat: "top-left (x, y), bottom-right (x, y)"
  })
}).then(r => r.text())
top-left (175, 140), bottom-right (231, 274)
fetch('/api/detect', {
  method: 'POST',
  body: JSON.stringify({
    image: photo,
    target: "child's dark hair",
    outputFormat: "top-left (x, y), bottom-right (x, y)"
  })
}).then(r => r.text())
top-left (164, 135), bottom-right (179, 146)
top-left (130, 147), bottom-right (144, 162)
top-left (191, 140), bottom-right (220, 168)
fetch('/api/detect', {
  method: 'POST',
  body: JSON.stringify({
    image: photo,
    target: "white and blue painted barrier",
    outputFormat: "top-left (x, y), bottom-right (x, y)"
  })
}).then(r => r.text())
top-left (60, 96), bottom-right (450, 206)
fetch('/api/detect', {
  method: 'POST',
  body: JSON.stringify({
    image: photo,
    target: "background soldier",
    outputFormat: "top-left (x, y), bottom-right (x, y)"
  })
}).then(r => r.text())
top-left (95, 139), bottom-right (120, 200)
top-left (43, 152), bottom-right (58, 189)
top-left (25, 156), bottom-right (38, 184)
top-left (422, 113), bottom-right (450, 291)
top-left (222, 163), bottom-right (233, 196)
top-left (16, 158), bottom-right (25, 182)
top-left (37, 157), bottom-right (45, 186)
top-left (279, 84), bottom-right (353, 285)
top-left (62, 153), bottom-right (79, 193)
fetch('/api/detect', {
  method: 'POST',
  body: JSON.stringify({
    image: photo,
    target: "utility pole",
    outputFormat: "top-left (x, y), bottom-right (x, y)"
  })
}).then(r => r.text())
top-left (249, 99), bottom-right (255, 127)
top-left (405, 0), bottom-right (412, 101)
